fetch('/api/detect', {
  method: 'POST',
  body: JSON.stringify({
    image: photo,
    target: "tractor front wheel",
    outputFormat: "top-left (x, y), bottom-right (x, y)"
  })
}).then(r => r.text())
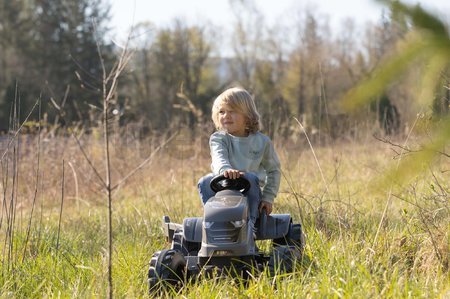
top-left (148, 249), bottom-right (186, 293)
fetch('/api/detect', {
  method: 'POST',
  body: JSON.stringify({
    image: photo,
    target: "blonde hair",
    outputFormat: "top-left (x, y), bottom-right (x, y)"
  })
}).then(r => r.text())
top-left (212, 87), bottom-right (261, 134)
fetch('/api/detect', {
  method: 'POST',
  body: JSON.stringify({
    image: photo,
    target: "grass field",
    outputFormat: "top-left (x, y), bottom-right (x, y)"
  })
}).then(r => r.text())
top-left (0, 130), bottom-right (448, 298)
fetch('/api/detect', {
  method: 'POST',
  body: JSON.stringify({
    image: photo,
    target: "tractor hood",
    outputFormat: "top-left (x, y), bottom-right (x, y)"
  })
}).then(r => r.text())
top-left (203, 190), bottom-right (248, 222)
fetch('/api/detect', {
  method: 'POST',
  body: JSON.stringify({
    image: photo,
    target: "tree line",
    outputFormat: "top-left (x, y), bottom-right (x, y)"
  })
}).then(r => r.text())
top-left (0, 0), bottom-right (448, 139)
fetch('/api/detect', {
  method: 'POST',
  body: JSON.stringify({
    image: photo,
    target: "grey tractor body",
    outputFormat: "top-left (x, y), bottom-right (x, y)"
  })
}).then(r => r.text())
top-left (148, 175), bottom-right (305, 292)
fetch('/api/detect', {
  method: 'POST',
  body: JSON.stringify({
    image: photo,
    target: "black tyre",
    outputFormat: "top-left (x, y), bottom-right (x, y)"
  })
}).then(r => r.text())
top-left (172, 232), bottom-right (201, 256)
top-left (268, 245), bottom-right (301, 275)
top-left (273, 223), bottom-right (305, 250)
top-left (148, 249), bottom-right (186, 293)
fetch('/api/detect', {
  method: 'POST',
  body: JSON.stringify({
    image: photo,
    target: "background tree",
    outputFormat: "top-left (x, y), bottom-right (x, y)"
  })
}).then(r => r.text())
top-left (342, 0), bottom-right (450, 184)
top-left (281, 10), bottom-right (333, 138)
top-left (0, 0), bottom-right (448, 141)
top-left (32, 0), bottom-right (114, 126)
top-left (228, 0), bottom-right (293, 138)
top-left (0, 0), bottom-right (36, 130)
top-left (229, 0), bottom-right (265, 89)
top-left (0, 0), bottom-right (114, 130)
top-left (124, 20), bottom-right (219, 132)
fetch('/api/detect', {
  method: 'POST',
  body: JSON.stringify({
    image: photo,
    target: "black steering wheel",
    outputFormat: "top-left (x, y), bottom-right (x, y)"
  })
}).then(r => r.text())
top-left (210, 174), bottom-right (251, 194)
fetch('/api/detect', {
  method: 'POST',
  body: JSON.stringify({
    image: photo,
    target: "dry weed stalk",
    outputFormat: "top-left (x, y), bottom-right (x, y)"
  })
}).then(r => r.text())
top-left (0, 87), bottom-right (49, 295)
top-left (1, 85), bottom-right (25, 274)
top-left (55, 159), bottom-right (65, 257)
top-left (22, 98), bottom-right (42, 263)
top-left (371, 113), bottom-right (421, 250)
top-left (292, 117), bottom-right (346, 237)
top-left (73, 19), bottom-right (176, 298)
top-left (95, 21), bottom-right (133, 298)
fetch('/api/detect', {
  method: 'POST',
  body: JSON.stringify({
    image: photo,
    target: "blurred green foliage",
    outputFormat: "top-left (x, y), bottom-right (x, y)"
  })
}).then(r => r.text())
top-left (342, 0), bottom-right (450, 186)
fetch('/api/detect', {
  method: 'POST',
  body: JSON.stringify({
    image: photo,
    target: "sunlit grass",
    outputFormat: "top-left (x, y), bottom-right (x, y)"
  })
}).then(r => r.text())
top-left (0, 133), bottom-right (448, 297)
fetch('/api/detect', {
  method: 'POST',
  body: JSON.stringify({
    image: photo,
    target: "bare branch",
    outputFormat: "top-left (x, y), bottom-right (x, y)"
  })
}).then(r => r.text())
top-left (373, 134), bottom-right (450, 158)
top-left (111, 133), bottom-right (177, 191)
top-left (373, 134), bottom-right (418, 154)
top-left (22, 97), bottom-right (42, 263)
top-left (72, 133), bottom-right (107, 188)
top-left (1, 99), bottom-right (39, 162)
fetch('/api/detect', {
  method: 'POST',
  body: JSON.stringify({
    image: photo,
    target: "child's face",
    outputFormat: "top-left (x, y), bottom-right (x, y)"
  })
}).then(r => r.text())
top-left (218, 104), bottom-right (247, 137)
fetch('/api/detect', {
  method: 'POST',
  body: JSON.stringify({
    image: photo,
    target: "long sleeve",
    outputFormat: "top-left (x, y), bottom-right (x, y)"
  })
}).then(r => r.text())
top-left (208, 131), bottom-right (281, 203)
top-left (210, 132), bottom-right (232, 175)
top-left (260, 140), bottom-right (281, 203)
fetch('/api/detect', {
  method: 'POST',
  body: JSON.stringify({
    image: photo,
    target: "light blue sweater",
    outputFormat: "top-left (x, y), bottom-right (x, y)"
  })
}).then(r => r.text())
top-left (209, 131), bottom-right (281, 203)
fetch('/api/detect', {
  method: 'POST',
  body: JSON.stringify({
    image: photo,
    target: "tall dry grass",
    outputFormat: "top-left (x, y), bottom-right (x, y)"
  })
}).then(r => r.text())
top-left (0, 123), bottom-right (448, 297)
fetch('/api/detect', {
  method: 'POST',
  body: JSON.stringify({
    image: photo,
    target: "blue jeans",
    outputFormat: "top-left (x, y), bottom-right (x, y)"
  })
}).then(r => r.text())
top-left (197, 172), bottom-right (262, 222)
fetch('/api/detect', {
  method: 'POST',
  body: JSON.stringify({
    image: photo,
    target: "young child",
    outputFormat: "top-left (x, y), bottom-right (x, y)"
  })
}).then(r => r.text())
top-left (198, 87), bottom-right (281, 235)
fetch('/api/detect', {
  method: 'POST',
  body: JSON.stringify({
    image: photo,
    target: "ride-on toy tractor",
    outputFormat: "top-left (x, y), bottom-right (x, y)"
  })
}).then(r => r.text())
top-left (148, 175), bottom-right (305, 291)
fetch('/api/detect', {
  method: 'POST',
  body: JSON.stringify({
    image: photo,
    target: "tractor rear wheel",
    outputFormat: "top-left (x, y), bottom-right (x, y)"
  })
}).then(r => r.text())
top-left (268, 245), bottom-right (301, 275)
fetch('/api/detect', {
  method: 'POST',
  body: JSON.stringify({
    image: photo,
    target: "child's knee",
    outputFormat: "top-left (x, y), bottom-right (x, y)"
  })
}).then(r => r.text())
top-left (197, 174), bottom-right (212, 188)
top-left (198, 174), bottom-right (214, 205)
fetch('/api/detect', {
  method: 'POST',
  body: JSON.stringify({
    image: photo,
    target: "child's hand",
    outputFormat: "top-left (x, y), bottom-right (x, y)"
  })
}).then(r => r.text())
top-left (259, 201), bottom-right (273, 215)
top-left (223, 169), bottom-right (244, 179)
